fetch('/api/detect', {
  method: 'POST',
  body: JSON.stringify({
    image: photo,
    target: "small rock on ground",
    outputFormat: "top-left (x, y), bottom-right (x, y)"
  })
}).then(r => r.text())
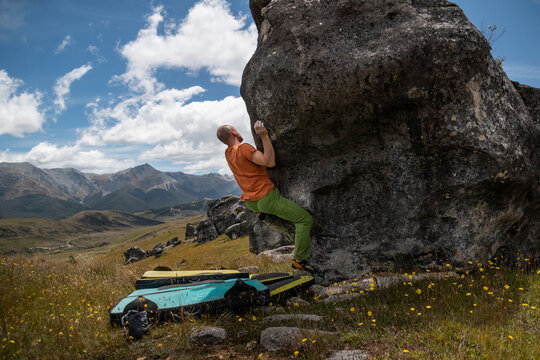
top-left (263, 314), bottom-right (324, 323)
top-left (260, 327), bottom-right (302, 352)
top-left (188, 327), bottom-right (226, 345)
top-left (326, 350), bottom-right (369, 360)
top-left (310, 284), bottom-right (330, 298)
top-left (254, 305), bottom-right (286, 314)
top-left (286, 297), bottom-right (311, 307)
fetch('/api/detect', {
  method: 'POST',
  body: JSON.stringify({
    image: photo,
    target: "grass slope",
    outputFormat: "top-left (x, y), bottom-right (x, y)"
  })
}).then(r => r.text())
top-left (0, 210), bottom-right (163, 256)
top-left (0, 218), bottom-right (538, 359)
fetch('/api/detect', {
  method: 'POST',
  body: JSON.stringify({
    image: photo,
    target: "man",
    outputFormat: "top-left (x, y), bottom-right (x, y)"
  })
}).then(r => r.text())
top-left (216, 121), bottom-right (315, 273)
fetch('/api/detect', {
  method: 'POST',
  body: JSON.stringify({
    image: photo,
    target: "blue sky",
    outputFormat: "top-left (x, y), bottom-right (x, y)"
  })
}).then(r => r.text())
top-left (0, 0), bottom-right (539, 175)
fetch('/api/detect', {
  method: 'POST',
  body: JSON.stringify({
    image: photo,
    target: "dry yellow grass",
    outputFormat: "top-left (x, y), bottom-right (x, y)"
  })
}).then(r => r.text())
top-left (0, 216), bottom-right (538, 359)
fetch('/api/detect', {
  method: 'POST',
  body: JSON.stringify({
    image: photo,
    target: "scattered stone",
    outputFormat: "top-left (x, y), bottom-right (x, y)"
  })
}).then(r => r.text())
top-left (260, 327), bottom-right (302, 352)
top-left (188, 327), bottom-right (227, 346)
top-left (286, 297), bottom-right (311, 308)
top-left (326, 350), bottom-right (369, 360)
top-left (146, 243), bottom-right (165, 257)
top-left (238, 266), bottom-right (260, 274)
top-left (256, 245), bottom-right (295, 263)
top-left (165, 236), bottom-right (181, 248)
top-left (124, 246), bottom-right (146, 265)
top-left (263, 314), bottom-right (324, 323)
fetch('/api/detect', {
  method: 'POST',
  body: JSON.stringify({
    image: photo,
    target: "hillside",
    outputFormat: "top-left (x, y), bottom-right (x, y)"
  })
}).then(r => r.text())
top-left (0, 162), bottom-right (240, 219)
top-left (1, 221), bottom-right (538, 359)
top-left (0, 210), bottom-right (162, 255)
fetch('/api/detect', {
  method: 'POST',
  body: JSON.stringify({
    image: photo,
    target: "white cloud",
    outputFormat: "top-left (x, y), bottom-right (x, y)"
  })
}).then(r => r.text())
top-left (0, 142), bottom-right (135, 174)
top-left (54, 64), bottom-right (93, 114)
top-left (73, 0), bottom-right (257, 174)
top-left (87, 45), bottom-right (106, 63)
top-left (0, 69), bottom-right (44, 137)
top-left (55, 35), bottom-right (73, 54)
top-left (115, 0), bottom-right (257, 93)
top-left (79, 87), bottom-right (251, 173)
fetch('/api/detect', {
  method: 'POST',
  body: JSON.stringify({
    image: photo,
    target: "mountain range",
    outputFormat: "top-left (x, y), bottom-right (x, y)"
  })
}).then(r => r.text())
top-left (0, 162), bottom-right (240, 219)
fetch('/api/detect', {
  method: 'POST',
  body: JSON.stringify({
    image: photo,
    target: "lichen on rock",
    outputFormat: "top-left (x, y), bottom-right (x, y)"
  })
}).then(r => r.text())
top-left (241, 0), bottom-right (540, 283)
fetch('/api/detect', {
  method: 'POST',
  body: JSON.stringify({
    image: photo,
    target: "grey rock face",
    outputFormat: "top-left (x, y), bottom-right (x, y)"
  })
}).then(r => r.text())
top-left (124, 246), bottom-right (146, 264)
top-left (242, 0), bottom-right (540, 283)
top-left (195, 218), bottom-right (219, 244)
top-left (513, 81), bottom-right (540, 123)
top-left (260, 326), bottom-right (302, 352)
top-left (197, 195), bottom-right (292, 251)
top-left (185, 223), bottom-right (197, 239)
top-left (188, 327), bottom-right (227, 346)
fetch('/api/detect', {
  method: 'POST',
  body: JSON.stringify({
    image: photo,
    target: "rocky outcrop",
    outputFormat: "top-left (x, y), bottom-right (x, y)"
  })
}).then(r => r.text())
top-left (146, 243), bottom-right (165, 258)
top-left (124, 246), bottom-right (146, 264)
top-left (242, 0), bottom-right (540, 283)
top-left (124, 236), bottom-right (182, 264)
top-left (195, 219), bottom-right (219, 244)
top-left (196, 196), bottom-right (292, 252)
top-left (513, 81), bottom-right (540, 123)
top-left (185, 223), bottom-right (197, 239)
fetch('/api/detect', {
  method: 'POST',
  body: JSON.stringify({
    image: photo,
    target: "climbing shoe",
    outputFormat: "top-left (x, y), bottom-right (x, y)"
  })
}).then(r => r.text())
top-left (291, 259), bottom-right (317, 273)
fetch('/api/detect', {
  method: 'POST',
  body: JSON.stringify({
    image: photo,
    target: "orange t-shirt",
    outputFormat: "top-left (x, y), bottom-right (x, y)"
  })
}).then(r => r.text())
top-left (225, 143), bottom-right (275, 201)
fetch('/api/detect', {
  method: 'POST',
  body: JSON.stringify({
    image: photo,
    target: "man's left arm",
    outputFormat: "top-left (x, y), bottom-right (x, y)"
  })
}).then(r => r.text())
top-left (251, 120), bottom-right (276, 168)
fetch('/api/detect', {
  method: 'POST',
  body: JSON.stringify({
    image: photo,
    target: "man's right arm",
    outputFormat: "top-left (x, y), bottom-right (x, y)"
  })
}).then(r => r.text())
top-left (251, 121), bottom-right (276, 168)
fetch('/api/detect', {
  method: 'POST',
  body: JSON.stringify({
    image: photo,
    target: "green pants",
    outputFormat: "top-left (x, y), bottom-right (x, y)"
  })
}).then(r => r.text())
top-left (244, 188), bottom-right (313, 261)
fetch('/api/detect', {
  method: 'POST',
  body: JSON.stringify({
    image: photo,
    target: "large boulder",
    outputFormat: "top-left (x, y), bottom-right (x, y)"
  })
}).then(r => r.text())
top-left (242, 0), bottom-right (539, 282)
top-left (198, 195), bottom-right (291, 252)
top-left (196, 219), bottom-right (219, 244)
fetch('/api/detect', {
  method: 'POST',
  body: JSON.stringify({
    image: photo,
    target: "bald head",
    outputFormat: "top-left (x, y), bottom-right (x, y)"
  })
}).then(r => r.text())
top-left (217, 125), bottom-right (234, 145)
